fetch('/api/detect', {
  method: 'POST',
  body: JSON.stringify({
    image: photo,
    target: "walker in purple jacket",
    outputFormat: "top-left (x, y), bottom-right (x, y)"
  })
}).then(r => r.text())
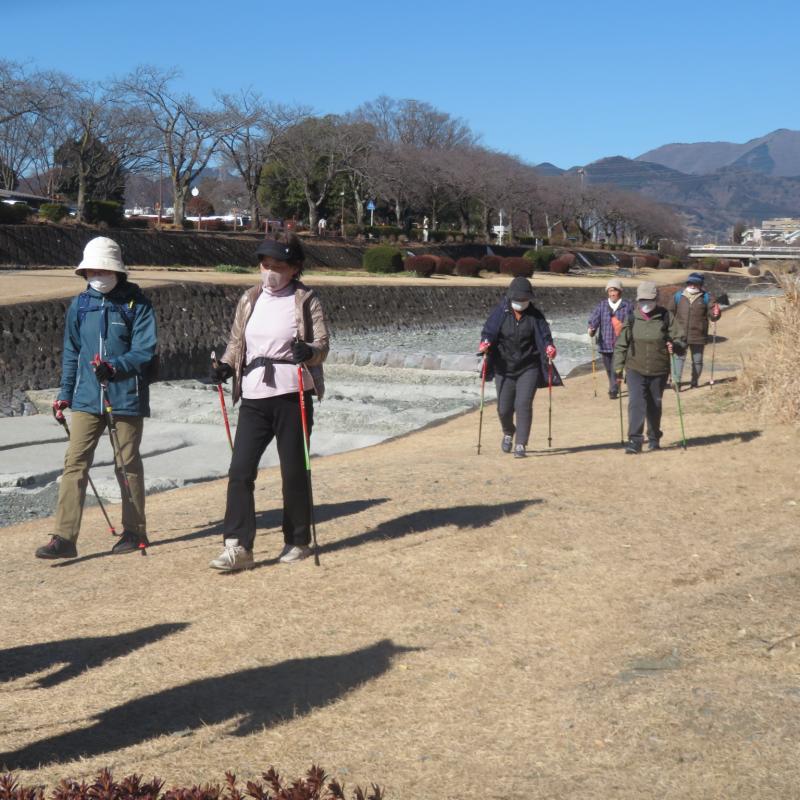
top-left (587, 278), bottom-right (633, 399)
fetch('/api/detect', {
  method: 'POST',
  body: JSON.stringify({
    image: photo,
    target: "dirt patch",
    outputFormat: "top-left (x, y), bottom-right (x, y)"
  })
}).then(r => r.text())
top-left (1, 298), bottom-right (798, 798)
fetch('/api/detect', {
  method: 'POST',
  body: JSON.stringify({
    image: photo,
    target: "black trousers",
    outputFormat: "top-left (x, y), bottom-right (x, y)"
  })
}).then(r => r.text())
top-left (626, 370), bottom-right (667, 445)
top-left (223, 393), bottom-right (313, 550)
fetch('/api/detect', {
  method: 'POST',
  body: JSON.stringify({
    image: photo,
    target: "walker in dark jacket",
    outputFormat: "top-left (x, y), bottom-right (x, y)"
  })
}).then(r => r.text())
top-left (479, 277), bottom-right (561, 457)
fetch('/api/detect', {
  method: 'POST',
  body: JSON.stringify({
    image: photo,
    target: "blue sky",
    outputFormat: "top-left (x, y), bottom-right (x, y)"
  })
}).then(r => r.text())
top-left (5, 0), bottom-right (799, 168)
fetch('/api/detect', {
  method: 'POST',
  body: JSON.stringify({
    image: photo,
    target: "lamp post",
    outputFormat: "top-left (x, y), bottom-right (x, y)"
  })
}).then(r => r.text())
top-left (340, 190), bottom-right (345, 238)
top-left (191, 185), bottom-right (200, 231)
top-left (157, 154), bottom-right (164, 228)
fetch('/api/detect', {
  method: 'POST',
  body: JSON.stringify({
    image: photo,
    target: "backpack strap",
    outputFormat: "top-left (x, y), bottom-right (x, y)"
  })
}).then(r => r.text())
top-left (76, 291), bottom-right (137, 332)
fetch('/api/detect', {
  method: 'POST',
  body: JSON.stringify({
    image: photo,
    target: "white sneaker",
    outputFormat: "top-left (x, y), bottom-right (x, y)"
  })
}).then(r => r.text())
top-left (209, 539), bottom-right (254, 571)
top-left (279, 545), bottom-right (312, 564)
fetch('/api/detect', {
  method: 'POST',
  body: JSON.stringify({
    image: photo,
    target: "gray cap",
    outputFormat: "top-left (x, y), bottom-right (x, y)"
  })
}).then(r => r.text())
top-left (636, 281), bottom-right (658, 301)
top-left (605, 278), bottom-right (623, 292)
top-left (507, 276), bottom-right (534, 301)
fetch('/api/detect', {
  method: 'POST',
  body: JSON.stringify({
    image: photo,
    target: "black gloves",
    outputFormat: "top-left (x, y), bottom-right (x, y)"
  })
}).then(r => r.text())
top-left (210, 361), bottom-right (233, 384)
top-left (93, 360), bottom-right (116, 383)
top-left (291, 340), bottom-right (313, 364)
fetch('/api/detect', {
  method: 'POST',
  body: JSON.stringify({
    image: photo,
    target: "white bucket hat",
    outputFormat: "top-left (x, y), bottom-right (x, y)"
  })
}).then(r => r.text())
top-left (75, 237), bottom-right (127, 277)
top-left (605, 278), bottom-right (623, 292)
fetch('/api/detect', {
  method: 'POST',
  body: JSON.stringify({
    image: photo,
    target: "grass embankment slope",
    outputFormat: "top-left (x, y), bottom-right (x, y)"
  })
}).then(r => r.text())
top-left (2, 296), bottom-right (799, 799)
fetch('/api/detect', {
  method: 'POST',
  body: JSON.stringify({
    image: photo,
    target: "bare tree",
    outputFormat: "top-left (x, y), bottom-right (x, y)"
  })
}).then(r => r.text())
top-left (218, 89), bottom-right (308, 230)
top-left (116, 66), bottom-right (234, 224)
top-left (352, 96), bottom-right (478, 149)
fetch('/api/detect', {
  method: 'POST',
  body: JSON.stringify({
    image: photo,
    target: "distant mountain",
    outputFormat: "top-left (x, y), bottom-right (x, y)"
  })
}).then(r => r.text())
top-left (636, 129), bottom-right (800, 177)
top-left (534, 162), bottom-right (565, 176)
top-left (580, 155), bottom-right (800, 239)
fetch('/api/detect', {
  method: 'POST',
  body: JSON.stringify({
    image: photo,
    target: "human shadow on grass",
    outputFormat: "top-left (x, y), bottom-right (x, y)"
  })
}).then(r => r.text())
top-left (0, 623), bottom-right (189, 689)
top-left (52, 499), bottom-right (389, 568)
top-left (537, 429), bottom-right (761, 456)
top-left (312, 500), bottom-right (540, 558)
top-left (0, 638), bottom-right (411, 771)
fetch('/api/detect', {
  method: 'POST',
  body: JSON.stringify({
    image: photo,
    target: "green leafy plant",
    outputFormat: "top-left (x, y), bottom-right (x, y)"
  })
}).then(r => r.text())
top-left (0, 202), bottom-right (33, 224)
top-left (83, 200), bottom-right (123, 226)
top-left (215, 264), bottom-right (255, 274)
top-left (363, 245), bottom-right (403, 274)
top-left (39, 203), bottom-right (69, 222)
top-left (522, 247), bottom-right (555, 271)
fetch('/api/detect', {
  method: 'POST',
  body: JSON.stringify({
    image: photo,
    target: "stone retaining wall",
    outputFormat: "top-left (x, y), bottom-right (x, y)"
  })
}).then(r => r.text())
top-left (0, 224), bottom-right (529, 269)
top-left (0, 274), bottom-right (749, 416)
top-left (0, 282), bottom-right (599, 416)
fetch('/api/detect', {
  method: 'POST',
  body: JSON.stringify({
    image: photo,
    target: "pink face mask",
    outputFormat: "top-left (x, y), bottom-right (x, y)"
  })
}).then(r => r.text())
top-left (262, 269), bottom-right (292, 292)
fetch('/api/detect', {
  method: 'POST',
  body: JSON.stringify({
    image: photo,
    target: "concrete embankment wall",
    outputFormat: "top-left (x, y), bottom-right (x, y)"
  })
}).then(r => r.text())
top-left (0, 282), bottom-right (606, 416)
top-left (0, 224), bottom-right (530, 269)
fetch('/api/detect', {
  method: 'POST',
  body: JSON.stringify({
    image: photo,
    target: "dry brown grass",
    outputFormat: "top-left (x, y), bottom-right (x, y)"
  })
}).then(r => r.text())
top-left (740, 266), bottom-right (800, 424)
top-left (1, 297), bottom-right (798, 799)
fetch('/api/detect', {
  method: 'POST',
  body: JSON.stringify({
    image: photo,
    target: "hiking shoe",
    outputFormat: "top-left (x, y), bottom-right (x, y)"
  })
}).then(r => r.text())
top-left (514, 444), bottom-right (527, 459)
top-left (111, 531), bottom-right (148, 554)
top-left (625, 441), bottom-right (642, 455)
top-left (209, 539), bottom-right (254, 571)
top-left (608, 389), bottom-right (618, 400)
top-left (648, 440), bottom-right (661, 452)
top-left (501, 435), bottom-right (513, 453)
top-left (35, 535), bottom-right (77, 560)
top-left (279, 545), bottom-right (312, 564)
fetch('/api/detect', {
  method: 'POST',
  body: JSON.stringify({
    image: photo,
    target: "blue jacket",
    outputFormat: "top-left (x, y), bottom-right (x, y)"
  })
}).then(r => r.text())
top-left (587, 298), bottom-right (634, 353)
top-left (480, 299), bottom-right (563, 387)
top-left (58, 281), bottom-right (157, 417)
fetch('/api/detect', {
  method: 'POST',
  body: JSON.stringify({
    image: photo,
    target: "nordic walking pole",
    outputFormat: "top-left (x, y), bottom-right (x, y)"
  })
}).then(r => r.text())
top-left (670, 353), bottom-right (688, 450)
top-left (618, 372), bottom-right (625, 444)
top-left (709, 320), bottom-right (717, 387)
top-left (296, 361), bottom-right (320, 566)
top-left (52, 405), bottom-right (118, 538)
top-left (547, 357), bottom-right (553, 448)
top-left (93, 356), bottom-right (148, 555)
top-left (210, 350), bottom-right (233, 450)
top-left (476, 351), bottom-right (487, 455)
top-left (590, 335), bottom-right (597, 398)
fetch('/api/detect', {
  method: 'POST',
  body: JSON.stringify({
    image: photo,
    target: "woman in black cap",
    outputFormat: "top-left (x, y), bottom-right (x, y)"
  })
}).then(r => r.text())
top-left (208, 234), bottom-right (329, 571)
top-left (478, 276), bottom-right (561, 457)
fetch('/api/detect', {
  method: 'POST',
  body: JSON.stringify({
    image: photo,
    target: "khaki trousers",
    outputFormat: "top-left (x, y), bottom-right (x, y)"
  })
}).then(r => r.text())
top-left (55, 411), bottom-right (146, 542)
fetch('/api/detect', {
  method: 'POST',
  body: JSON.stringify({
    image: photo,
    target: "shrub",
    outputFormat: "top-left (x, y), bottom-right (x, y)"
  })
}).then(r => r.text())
top-left (39, 202), bottom-right (69, 222)
top-left (643, 255), bottom-right (660, 268)
top-left (549, 256), bottom-right (571, 274)
top-left (404, 254), bottom-right (436, 276)
top-left (84, 200), bottom-right (123, 226)
top-left (215, 264), bottom-right (254, 273)
top-left (616, 254), bottom-right (633, 269)
top-left (522, 247), bottom-right (555, 271)
top-left (500, 257), bottom-right (534, 277)
top-left (481, 254), bottom-right (502, 273)
top-left (363, 245), bottom-right (403, 273)
top-left (432, 255), bottom-right (455, 275)
top-left (0, 202), bottom-right (32, 224)
top-left (0, 766), bottom-right (384, 800)
top-left (515, 235), bottom-right (536, 245)
top-left (428, 230), bottom-right (450, 243)
top-left (455, 256), bottom-right (481, 277)
top-left (741, 267), bottom-right (800, 424)
top-left (364, 224), bottom-right (402, 240)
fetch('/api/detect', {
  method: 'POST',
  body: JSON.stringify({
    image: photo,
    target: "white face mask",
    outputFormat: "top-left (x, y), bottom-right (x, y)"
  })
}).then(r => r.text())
top-left (262, 269), bottom-right (292, 292)
top-left (89, 275), bottom-right (118, 294)
top-left (639, 301), bottom-right (655, 314)
top-left (511, 300), bottom-right (530, 311)
top-left (686, 285), bottom-right (701, 294)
